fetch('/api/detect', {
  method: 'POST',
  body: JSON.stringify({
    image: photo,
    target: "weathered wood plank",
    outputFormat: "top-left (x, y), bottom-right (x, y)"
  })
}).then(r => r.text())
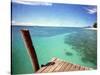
top-left (36, 66), bottom-right (47, 73)
top-left (36, 57), bottom-right (57, 73)
top-left (53, 61), bottom-right (65, 72)
top-left (69, 64), bottom-right (76, 71)
top-left (63, 63), bottom-right (72, 71)
top-left (75, 65), bottom-right (80, 70)
top-left (79, 66), bottom-right (86, 70)
top-left (42, 58), bottom-right (60, 73)
top-left (36, 58), bottom-right (92, 73)
top-left (82, 67), bottom-right (88, 70)
top-left (47, 59), bottom-right (62, 72)
top-left (58, 62), bottom-right (69, 72)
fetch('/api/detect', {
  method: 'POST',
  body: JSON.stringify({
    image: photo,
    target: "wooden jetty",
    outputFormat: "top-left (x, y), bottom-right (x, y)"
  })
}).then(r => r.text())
top-left (20, 29), bottom-right (92, 73)
top-left (36, 57), bottom-right (92, 73)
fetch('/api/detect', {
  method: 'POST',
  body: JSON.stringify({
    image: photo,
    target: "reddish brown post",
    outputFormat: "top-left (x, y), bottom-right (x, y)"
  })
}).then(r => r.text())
top-left (20, 29), bottom-right (39, 72)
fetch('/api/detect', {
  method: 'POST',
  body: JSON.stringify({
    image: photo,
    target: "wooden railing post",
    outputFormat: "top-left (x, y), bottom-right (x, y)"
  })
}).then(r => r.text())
top-left (20, 29), bottom-right (39, 72)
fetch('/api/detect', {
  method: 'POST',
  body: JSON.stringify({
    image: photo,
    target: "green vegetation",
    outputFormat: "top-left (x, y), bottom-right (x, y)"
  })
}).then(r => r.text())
top-left (93, 22), bottom-right (97, 28)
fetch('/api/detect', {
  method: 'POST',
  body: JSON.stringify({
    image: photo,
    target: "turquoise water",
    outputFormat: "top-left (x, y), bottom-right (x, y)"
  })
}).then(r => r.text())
top-left (12, 26), bottom-right (97, 74)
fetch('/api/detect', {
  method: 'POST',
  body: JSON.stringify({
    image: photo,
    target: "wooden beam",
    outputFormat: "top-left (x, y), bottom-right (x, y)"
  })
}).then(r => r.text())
top-left (20, 29), bottom-right (39, 72)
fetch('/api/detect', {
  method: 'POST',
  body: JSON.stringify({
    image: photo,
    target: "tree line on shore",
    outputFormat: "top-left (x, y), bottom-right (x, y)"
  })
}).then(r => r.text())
top-left (93, 22), bottom-right (97, 28)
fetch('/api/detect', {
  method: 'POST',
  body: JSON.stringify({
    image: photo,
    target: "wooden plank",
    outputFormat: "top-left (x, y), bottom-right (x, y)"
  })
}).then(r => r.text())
top-left (64, 63), bottom-right (73, 71)
top-left (79, 65), bottom-right (91, 70)
top-left (69, 64), bottom-right (76, 71)
top-left (88, 68), bottom-right (93, 70)
top-left (58, 62), bottom-right (69, 72)
top-left (42, 58), bottom-right (60, 73)
top-left (79, 66), bottom-right (86, 70)
top-left (36, 66), bottom-right (47, 73)
top-left (53, 61), bottom-right (65, 72)
top-left (36, 57), bottom-right (57, 73)
top-left (83, 67), bottom-right (89, 70)
top-left (84, 67), bottom-right (90, 70)
top-left (36, 58), bottom-right (93, 73)
top-left (74, 65), bottom-right (80, 71)
top-left (46, 59), bottom-right (62, 72)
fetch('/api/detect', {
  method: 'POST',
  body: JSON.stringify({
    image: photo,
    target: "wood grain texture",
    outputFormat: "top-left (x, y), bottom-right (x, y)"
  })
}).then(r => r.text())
top-left (36, 58), bottom-right (92, 73)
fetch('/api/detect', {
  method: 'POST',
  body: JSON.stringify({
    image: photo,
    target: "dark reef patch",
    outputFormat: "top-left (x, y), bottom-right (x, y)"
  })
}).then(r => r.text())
top-left (64, 30), bottom-right (97, 68)
top-left (65, 52), bottom-right (73, 56)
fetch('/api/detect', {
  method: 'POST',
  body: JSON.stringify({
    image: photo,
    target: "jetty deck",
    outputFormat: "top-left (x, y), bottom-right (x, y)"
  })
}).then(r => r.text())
top-left (36, 57), bottom-right (92, 73)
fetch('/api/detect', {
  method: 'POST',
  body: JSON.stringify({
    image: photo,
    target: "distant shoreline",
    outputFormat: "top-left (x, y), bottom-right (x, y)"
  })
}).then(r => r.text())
top-left (85, 28), bottom-right (97, 30)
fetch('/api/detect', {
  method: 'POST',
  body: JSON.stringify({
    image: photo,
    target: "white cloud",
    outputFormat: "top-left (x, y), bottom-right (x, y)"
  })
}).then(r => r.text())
top-left (11, 20), bottom-right (60, 26)
top-left (11, 20), bottom-right (85, 27)
top-left (12, 20), bottom-right (33, 25)
top-left (12, 0), bottom-right (53, 6)
top-left (85, 7), bottom-right (97, 14)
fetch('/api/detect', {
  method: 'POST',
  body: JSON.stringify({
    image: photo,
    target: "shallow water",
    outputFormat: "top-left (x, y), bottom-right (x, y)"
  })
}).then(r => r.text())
top-left (12, 26), bottom-right (97, 74)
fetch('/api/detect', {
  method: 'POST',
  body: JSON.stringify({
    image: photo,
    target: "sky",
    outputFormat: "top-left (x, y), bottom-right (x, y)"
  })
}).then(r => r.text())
top-left (12, 0), bottom-right (97, 27)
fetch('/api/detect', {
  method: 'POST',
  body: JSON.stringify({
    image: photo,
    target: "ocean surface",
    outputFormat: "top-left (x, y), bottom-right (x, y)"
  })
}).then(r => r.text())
top-left (12, 26), bottom-right (97, 74)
